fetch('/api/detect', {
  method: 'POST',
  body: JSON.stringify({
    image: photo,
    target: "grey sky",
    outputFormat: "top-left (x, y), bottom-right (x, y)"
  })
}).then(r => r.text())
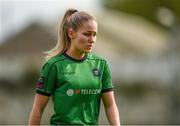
top-left (0, 0), bottom-right (101, 43)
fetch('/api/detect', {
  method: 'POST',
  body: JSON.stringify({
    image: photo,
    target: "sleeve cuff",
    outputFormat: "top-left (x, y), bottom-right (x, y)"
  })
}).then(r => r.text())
top-left (101, 87), bottom-right (114, 93)
top-left (36, 89), bottom-right (51, 96)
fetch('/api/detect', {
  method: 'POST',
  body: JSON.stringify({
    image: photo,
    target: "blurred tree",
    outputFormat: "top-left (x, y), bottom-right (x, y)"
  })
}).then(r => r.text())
top-left (103, 0), bottom-right (180, 29)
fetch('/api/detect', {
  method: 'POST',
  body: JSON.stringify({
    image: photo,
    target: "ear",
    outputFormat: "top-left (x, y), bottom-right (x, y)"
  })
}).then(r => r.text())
top-left (68, 28), bottom-right (76, 39)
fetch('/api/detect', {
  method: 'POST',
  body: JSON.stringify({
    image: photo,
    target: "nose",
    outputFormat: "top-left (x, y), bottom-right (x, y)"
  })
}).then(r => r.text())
top-left (88, 36), bottom-right (96, 43)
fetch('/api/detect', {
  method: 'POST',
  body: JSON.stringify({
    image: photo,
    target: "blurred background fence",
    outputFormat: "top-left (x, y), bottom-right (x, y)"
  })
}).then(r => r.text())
top-left (0, 0), bottom-right (180, 125)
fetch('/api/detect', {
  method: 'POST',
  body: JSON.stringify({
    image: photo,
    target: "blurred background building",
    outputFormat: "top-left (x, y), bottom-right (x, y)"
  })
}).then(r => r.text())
top-left (0, 0), bottom-right (180, 125)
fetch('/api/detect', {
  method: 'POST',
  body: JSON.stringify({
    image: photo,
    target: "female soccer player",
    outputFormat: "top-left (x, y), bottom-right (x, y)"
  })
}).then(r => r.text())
top-left (28, 9), bottom-right (120, 125)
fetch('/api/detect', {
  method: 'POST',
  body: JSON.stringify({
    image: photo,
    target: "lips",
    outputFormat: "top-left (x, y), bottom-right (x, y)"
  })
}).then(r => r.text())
top-left (86, 45), bottom-right (93, 49)
top-left (87, 45), bottom-right (92, 47)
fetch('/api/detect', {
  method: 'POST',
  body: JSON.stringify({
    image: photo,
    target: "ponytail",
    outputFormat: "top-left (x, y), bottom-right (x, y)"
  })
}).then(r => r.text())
top-left (45, 9), bottom-right (77, 60)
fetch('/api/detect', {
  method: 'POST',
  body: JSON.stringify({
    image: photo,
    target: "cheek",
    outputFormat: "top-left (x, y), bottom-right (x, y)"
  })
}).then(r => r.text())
top-left (77, 35), bottom-right (88, 44)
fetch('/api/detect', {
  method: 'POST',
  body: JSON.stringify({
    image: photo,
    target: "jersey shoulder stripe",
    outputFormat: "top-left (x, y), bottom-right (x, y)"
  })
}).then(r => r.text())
top-left (45, 54), bottom-right (66, 65)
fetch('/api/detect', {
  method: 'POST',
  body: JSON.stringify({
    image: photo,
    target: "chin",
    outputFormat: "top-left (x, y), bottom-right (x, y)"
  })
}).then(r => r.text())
top-left (83, 49), bottom-right (92, 53)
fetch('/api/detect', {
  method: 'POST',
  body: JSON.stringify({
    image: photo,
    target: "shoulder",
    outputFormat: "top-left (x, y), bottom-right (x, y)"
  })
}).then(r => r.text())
top-left (43, 54), bottom-right (65, 67)
top-left (87, 53), bottom-right (107, 63)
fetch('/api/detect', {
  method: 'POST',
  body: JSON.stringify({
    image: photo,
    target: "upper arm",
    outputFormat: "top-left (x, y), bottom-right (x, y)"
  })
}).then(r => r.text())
top-left (36, 62), bottom-right (57, 96)
top-left (101, 60), bottom-right (115, 107)
top-left (101, 91), bottom-right (116, 108)
top-left (32, 94), bottom-right (50, 114)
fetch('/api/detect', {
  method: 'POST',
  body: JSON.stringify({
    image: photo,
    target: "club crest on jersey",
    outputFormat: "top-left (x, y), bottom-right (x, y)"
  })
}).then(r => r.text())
top-left (36, 76), bottom-right (45, 88)
top-left (92, 68), bottom-right (100, 77)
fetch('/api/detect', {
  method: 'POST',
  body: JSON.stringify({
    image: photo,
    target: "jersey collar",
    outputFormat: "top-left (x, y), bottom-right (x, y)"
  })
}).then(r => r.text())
top-left (63, 52), bottom-right (88, 62)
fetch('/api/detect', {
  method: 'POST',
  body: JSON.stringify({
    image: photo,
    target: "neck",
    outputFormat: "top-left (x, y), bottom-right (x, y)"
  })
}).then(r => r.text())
top-left (66, 48), bottom-right (85, 60)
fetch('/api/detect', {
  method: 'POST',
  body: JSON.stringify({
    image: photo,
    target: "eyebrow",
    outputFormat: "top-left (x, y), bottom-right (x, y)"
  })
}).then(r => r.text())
top-left (85, 31), bottom-right (97, 33)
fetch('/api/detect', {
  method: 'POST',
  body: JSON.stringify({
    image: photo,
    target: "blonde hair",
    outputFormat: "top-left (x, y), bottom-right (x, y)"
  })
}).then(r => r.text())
top-left (45, 9), bottom-right (96, 60)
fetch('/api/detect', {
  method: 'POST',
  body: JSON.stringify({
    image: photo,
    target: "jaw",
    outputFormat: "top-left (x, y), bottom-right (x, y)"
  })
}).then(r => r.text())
top-left (82, 48), bottom-right (92, 53)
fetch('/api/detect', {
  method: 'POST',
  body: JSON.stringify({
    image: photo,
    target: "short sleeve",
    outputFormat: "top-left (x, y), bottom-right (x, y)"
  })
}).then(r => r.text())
top-left (101, 61), bottom-right (114, 93)
top-left (36, 62), bottom-right (57, 96)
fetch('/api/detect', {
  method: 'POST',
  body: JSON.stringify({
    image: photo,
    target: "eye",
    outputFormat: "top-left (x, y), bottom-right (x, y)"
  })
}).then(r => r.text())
top-left (83, 33), bottom-right (91, 36)
top-left (83, 32), bottom-right (97, 37)
top-left (93, 33), bottom-right (97, 37)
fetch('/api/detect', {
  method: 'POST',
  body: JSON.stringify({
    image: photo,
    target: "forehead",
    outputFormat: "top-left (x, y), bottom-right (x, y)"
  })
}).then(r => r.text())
top-left (78, 20), bottom-right (97, 32)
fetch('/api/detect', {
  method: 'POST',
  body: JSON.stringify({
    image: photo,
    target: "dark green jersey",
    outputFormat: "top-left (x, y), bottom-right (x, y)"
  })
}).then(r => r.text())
top-left (36, 52), bottom-right (113, 125)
